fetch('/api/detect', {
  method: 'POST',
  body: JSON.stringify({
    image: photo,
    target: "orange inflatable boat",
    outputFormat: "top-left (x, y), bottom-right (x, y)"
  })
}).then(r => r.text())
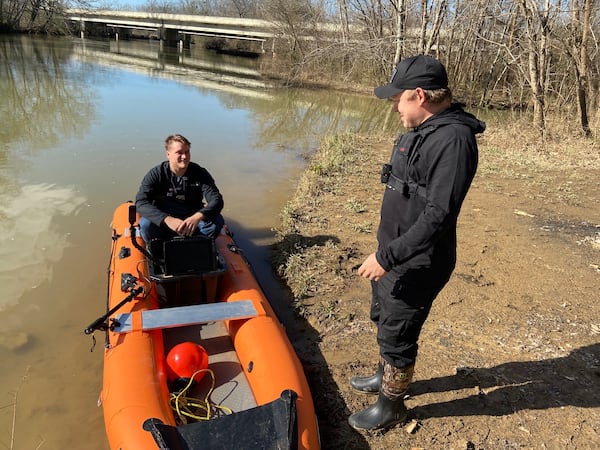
top-left (85, 202), bottom-right (320, 449)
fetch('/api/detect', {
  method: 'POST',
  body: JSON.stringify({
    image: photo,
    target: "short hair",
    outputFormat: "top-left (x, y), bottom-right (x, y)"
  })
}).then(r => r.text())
top-left (423, 87), bottom-right (453, 104)
top-left (165, 134), bottom-right (191, 150)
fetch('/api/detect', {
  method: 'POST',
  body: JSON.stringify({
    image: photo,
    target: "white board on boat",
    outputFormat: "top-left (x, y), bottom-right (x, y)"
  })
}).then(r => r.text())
top-left (113, 300), bottom-right (257, 333)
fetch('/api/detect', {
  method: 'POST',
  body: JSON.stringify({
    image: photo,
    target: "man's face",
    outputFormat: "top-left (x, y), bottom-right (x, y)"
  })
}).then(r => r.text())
top-left (392, 89), bottom-right (424, 129)
top-left (166, 141), bottom-right (190, 175)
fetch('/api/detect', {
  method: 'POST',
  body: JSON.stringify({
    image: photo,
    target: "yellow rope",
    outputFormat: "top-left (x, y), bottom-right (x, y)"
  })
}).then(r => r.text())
top-left (170, 368), bottom-right (233, 424)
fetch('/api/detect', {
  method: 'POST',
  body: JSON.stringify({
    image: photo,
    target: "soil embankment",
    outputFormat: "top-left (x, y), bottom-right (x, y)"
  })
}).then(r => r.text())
top-left (273, 125), bottom-right (600, 449)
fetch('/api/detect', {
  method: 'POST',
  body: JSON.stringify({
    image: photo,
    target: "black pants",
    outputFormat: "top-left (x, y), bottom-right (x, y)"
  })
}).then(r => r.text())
top-left (370, 266), bottom-right (452, 368)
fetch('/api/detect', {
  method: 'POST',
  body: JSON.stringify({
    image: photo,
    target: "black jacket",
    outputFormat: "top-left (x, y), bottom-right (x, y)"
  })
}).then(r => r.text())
top-left (376, 104), bottom-right (485, 274)
top-left (135, 161), bottom-right (224, 227)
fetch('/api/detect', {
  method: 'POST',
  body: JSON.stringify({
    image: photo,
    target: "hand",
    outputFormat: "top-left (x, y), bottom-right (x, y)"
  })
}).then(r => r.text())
top-left (178, 215), bottom-right (201, 236)
top-left (164, 214), bottom-right (201, 237)
top-left (357, 253), bottom-right (387, 281)
top-left (163, 216), bottom-right (183, 233)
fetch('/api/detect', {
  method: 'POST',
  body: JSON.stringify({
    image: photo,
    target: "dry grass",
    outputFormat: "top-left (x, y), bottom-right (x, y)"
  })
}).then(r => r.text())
top-left (479, 114), bottom-right (600, 172)
top-left (274, 114), bottom-right (600, 309)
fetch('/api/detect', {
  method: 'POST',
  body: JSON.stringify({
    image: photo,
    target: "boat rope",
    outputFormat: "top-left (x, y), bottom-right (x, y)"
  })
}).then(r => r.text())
top-left (169, 368), bottom-right (233, 424)
top-left (98, 232), bottom-right (120, 351)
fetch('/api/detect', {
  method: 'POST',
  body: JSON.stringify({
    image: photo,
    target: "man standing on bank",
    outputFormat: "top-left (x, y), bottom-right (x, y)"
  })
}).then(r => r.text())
top-left (136, 134), bottom-right (224, 243)
top-left (348, 55), bottom-right (485, 431)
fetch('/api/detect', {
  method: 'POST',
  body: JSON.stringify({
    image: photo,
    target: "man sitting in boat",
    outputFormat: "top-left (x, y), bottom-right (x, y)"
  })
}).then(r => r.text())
top-left (135, 133), bottom-right (224, 243)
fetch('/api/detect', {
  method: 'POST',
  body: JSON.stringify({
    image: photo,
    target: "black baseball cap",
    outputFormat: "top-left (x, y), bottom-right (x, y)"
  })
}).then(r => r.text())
top-left (374, 55), bottom-right (448, 99)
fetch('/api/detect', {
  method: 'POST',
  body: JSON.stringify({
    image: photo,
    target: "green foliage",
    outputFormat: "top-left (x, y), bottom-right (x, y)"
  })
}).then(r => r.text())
top-left (345, 198), bottom-right (366, 213)
top-left (309, 133), bottom-right (359, 176)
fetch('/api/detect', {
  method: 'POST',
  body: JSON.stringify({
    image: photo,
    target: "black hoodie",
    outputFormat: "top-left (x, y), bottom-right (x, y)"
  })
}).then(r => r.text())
top-left (135, 161), bottom-right (224, 227)
top-left (376, 104), bottom-right (485, 275)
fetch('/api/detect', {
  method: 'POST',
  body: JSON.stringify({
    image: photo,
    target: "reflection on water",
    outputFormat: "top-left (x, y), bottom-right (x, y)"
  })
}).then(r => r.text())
top-left (72, 39), bottom-right (273, 98)
top-left (0, 184), bottom-right (86, 312)
top-left (0, 36), bottom-right (95, 156)
top-left (67, 37), bottom-right (400, 144)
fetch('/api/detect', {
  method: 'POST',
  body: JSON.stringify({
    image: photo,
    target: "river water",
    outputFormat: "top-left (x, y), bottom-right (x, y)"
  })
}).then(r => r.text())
top-left (0, 34), bottom-right (396, 448)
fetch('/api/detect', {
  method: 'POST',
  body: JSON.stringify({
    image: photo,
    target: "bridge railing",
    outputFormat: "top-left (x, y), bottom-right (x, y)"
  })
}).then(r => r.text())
top-left (66, 9), bottom-right (278, 41)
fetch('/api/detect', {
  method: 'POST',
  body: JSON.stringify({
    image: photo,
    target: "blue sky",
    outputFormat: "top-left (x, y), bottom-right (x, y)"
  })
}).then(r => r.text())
top-left (91, 0), bottom-right (149, 10)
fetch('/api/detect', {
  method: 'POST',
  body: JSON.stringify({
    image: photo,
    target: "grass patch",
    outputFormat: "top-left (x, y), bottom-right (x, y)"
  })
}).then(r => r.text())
top-left (352, 222), bottom-right (373, 233)
top-left (345, 198), bottom-right (366, 213)
top-left (274, 116), bottom-right (599, 315)
top-left (309, 133), bottom-right (362, 176)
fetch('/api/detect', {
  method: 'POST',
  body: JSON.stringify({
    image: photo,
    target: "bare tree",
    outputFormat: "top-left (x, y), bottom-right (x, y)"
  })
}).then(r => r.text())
top-left (336, 0), bottom-right (350, 44)
top-left (423, 0), bottom-right (446, 55)
top-left (0, 0), bottom-right (28, 31)
top-left (566, 0), bottom-right (595, 136)
top-left (348, 0), bottom-right (387, 39)
top-left (170, 0), bottom-right (216, 15)
top-left (389, 0), bottom-right (407, 64)
top-left (478, 1), bottom-right (520, 106)
top-left (259, 0), bottom-right (324, 60)
top-left (440, 1), bottom-right (496, 98)
top-left (418, 0), bottom-right (428, 53)
top-left (517, 0), bottom-right (553, 134)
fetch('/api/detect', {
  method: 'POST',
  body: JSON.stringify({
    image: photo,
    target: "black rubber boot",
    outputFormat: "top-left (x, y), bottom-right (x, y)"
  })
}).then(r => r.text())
top-left (349, 361), bottom-right (383, 394)
top-left (348, 361), bottom-right (414, 431)
top-left (348, 391), bottom-right (408, 431)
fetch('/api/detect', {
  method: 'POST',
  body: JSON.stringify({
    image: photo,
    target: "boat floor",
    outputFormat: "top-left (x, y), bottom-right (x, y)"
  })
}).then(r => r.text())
top-left (163, 320), bottom-right (257, 415)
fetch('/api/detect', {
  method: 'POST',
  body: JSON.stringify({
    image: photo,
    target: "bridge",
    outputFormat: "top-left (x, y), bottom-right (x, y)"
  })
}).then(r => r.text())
top-left (67, 9), bottom-right (282, 52)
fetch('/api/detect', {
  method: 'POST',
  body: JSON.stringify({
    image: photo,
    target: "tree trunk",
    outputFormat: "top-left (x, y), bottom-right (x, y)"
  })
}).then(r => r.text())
top-left (424, 0), bottom-right (447, 55)
top-left (418, 0), bottom-right (428, 53)
top-left (336, 0), bottom-right (349, 44)
top-left (573, 0), bottom-right (593, 136)
top-left (390, 0), bottom-right (407, 64)
top-left (518, 0), bottom-right (550, 135)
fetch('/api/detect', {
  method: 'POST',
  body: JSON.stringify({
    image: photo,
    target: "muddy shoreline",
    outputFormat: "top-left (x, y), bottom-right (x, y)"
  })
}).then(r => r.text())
top-left (273, 129), bottom-right (600, 448)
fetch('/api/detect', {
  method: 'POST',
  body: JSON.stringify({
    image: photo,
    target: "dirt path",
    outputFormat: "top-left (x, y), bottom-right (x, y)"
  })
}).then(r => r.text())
top-left (274, 131), bottom-right (600, 449)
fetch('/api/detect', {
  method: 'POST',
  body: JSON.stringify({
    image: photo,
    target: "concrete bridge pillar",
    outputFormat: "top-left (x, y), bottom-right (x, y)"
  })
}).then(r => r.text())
top-left (114, 27), bottom-right (133, 41)
top-left (162, 28), bottom-right (179, 48)
top-left (176, 33), bottom-right (192, 52)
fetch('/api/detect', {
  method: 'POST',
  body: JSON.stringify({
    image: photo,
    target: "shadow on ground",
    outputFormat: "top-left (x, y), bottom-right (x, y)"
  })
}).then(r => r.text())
top-left (409, 343), bottom-right (600, 419)
top-left (226, 220), bottom-right (371, 449)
